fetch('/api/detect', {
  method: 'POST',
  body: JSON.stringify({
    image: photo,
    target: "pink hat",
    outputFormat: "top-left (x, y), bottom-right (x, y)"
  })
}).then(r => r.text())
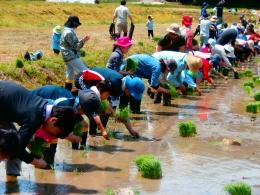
top-left (114, 36), bottom-right (133, 47)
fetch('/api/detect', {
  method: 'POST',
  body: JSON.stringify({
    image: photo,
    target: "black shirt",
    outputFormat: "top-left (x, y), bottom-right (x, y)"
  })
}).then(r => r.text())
top-left (158, 33), bottom-right (186, 51)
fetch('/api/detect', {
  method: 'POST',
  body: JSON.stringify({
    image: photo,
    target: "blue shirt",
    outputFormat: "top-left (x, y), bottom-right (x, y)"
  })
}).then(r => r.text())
top-left (123, 54), bottom-right (161, 88)
top-left (51, 33), bottom-right (61, 51)
top-left (106, 47), bottom-right (123, 72)
top-left (152, 51), bottom-right (188, 87)
top-left (146, 19), bottom-right (154, 30)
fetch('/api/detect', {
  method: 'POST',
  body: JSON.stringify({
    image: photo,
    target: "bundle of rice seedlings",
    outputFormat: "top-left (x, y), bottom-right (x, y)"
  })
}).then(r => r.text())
top-left (243, 81), bottom-right (254, 89)
top-left (80, 49), bottom-right (86, 57)
top-left (125, 58), bottom-right (138, 72)
top-left (224, 181), bottom-right (251, 195)
top-left (237, 71), bottom-right (245, 79)
top-left (254, 78), bottom-right (260, 85)
top-left (73, 122), bottom-right (83, 136)
top-left (246, 102), bottom-right (259, 113)
top-left (16, 58), bottom-right (24, 68)
top-left (252, 76), bottom-right (260, 82)
top-left (135, 154), bottom-right (162, 179)
top-left (254, 92), bottom-right (260, 101)
top-left (178, 121), bottom-right (197, 137)
top-left (244, 69), bottom-right (253, 77)
top-left (164, 83), bottom-right (179, 98)
top-left (115, 107), bottom-right (130, 122)
top-left (98, 100), bottom-right (110, 113)
top-left (222, 67), bottom-right (229, 76)
top-left (243, 85), bottom-right (253, 95)
top-left (30, 137), bottom-right (47, 157)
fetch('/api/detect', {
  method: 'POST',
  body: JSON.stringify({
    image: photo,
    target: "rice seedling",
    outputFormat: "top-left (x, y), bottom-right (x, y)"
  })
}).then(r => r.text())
top-left (252, 76), bottom-right (260, 82)
top-left (246, 102), bottom-right (259, 113)
top-left (243, 81), bottom-right (254, 89)
top-left (164, 83), bottom-right (179, 98)
top-left (224, 181), bottom-right (251, 195)
top-left (243, 85), bottom-right (253, 95)
top-left (108, 130), bottom-right (116, 139)
top-left (178, 121), bottom-right (197, 137)
top-left (138, 41), bottom-right (144, 46)
top-left (222, 67), bottom-right (229, 76)
top-left (244, 69), bottom-right (253, 77)
top-left (80, 49), bottom-right (86, 57)
top-left (73, 122), bottom-right (83, 137)
top-left (15, 58), bottom-right (24, 68)
top-left (254, 92), bottom-right (260, 101)
top-left (115, 107), bottom-right (130, 122)
top-left (135, 154), bottom-right (162, 179)
top-left (254, 78), bottom-right (260, 85)
top-left (125, 58), bottom-right (138, 72)
top-left (98, 100), bottom-right (110, 113)
top-left (30, 137), bottom-right (47, 157)
top-left (237, 71), bottom-right (245, 79)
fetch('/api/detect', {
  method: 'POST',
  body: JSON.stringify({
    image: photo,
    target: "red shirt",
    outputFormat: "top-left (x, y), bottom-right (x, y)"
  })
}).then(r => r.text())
top-left (200, 58), bottom-right (213, 83)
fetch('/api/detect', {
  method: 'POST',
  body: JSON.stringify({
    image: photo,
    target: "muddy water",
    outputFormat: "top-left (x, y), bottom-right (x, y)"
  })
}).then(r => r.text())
top-left (1, 72), bottom-right (260, 194)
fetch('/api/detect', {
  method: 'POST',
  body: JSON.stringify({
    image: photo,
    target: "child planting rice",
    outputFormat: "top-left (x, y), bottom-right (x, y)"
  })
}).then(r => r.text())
top-left (135, 154), bottom-right (162, 179)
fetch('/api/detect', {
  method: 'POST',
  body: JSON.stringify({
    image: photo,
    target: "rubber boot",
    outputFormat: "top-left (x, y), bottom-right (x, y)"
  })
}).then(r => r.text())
top-left (147, 88), bottom-right (155, 99)
top-left (154, 93), bottom-right (162, 104)
top-left (163, 94), bottom-right (171, 106)
top-left (79, 131), bottom-right (88, 150)
top-left (43, 143), bottom-right (57, 168)
top-left (72, 142), bottom-right (79, 150)
top-left (129, 96), bottom-right (136, 113)
top-left (65, 81), bottom-right (73, 91)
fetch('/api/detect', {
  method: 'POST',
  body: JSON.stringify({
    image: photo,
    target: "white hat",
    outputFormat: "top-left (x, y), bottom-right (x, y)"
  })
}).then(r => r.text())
top-left (224, 44), bottom-right (236, 58)
top-left (166, 23), bottom-right (181, 35)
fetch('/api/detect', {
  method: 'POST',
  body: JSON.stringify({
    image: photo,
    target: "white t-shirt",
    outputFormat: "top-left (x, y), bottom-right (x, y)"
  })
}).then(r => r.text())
top-left (200, 19), bottom-right (211, 37)
top-left (114, 5), bottom-right (131, 24)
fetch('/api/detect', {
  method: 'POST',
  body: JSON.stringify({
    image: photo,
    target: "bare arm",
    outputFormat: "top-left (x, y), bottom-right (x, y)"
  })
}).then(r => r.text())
top-left (93, 115), bottom-right (109, 140)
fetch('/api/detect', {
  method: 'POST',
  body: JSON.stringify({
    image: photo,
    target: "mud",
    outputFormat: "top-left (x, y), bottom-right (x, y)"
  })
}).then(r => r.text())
top-left (1, 66), bottom-right (260, 194)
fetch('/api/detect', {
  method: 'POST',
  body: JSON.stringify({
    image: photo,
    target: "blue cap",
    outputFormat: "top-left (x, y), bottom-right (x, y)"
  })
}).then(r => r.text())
top-left (125, 76), bottom-right (145, 100)
top-left (78, 89), bottom-right (100, 117)
top-left (210, 54), bottom-right (221, 69)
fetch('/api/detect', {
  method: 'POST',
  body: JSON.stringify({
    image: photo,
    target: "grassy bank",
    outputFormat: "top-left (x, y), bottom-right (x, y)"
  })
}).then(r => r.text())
top-left (0, 1), bottom-right (243, 88)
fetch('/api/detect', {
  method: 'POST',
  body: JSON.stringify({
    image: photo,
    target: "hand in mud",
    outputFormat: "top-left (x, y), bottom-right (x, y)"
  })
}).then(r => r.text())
top-left (102, 130), bottom-right (110, 140)
top-left (66, 134), bottom-right (82, 143)
top-left (129, 130), bottom-right (140, 138)
top-left (31, 158), bottom-right (47, 169)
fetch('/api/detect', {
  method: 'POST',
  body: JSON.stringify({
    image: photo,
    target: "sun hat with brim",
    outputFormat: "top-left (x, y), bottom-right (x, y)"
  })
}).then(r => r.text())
top-left (182, 16), bottom-right (193, 27)
top-left (186, 54), bottom-right (202, 73)
top-left (166, 23), bottom-right (181, 35)
top-left (53, 25), bottom-right (62, 34)
top-left (64, 15), bottom-right (82, 28)
top-left (210, 16), bottom-right (218, 22)
top-left (114, 36), bottom-right (133, 48)
top-left (78, 89), bottom-right (100, 117)
top-left (124, 76), bottom-right (145, 100)
top-left (224, 44), bottom-right (236, 58)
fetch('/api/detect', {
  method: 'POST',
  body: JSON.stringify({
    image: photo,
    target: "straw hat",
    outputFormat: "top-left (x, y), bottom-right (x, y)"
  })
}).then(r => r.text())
top-left (186, 54), bottom-right (202, 73)
top-left (166, 23), bottom-right (181, 35)
top-left (53, 25), bottom-right (62, 34)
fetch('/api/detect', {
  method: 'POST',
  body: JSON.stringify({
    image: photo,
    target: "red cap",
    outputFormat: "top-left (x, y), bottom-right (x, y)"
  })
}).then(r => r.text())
top-left (182, 16), bottom-right (193, 27)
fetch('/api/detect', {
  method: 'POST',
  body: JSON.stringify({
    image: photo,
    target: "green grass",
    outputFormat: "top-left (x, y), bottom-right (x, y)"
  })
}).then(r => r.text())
top-left (135, 154), bottom-right (162, 179)
top-left (224, 181), bottom-right (251, 195)
top-left (15, 58), bottom-right (24, 68)
top-left (178, 121), bottom-right (197, 137)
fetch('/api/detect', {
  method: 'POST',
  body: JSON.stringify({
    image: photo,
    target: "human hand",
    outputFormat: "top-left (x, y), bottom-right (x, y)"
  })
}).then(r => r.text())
top-left (31, 158), bottom-right (47, 169)
top-left (83, 35), bottom-right (90, 42)
top-left (66, 133), bottom-right (82, 143)
top-left (129, 130), bottom-right (140, 138)
top-left (102, 130), bottom-right (110, 140)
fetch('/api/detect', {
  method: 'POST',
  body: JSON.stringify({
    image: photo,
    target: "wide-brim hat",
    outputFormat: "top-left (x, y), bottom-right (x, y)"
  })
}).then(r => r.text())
top-left (186, 54), bottom-right (202, 73)
top-left (124, 76), bottom-right (145, 100)
top-left (166, 23), bottom-right (181, 35)
top-left (78, 89), bottom-right (100, 117)
top-left (53, 25), bottom-right (62, 34)
top-left (114, 36), bottom-right (133, 48)
top-left (64, 15), bottom-right (82, 28)
top-left (182, 16), bottom-right (193, 27)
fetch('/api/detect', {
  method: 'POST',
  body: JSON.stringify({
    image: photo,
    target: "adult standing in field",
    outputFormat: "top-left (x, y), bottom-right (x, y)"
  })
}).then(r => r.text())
top-left (200, 13), bottom-right (211, 46)
top-left (0, 81), bottom-right (75, 182)
top-left (156, 23), bottom-right (186, 52)
top-left (60, 15), bottom-right (90, 91)
top-left (216, 0), bottom-right (225, 24)
top-left (112, 0), bottom-right (133, 37)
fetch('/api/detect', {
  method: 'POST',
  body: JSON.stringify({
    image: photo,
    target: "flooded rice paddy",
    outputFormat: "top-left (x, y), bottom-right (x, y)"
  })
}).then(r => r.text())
top-left (0, 63), bottom-right (260, 195)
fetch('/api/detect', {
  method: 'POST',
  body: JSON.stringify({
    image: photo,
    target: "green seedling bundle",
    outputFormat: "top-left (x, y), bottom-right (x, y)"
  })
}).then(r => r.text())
top-left (254, 78), bottom-right (260, 85)
top-left (244, 69), bottom-right (253, 77)
top-left (254, 92), bottom-right (260, 101)
top-left (16, 58), bottom-right (24, 68)
top-left (246, 102), bottom-right (260, 113)
top-left (243, 81), bottom-right (254, 89)
top-left (125, 58), bottom-right (138, 72)
top-left (252, 76), bottom-right (260, 82)
top-left (98, 100), bottom-right (110, 113)
top-left (243, 85), bottom-right (253, 95)
top-left (73, 122), bottom-right (83, 137)
top-left (222, 67), bottom-right (229, 76)
top-left (178, 121), bottom-right (197, 137)
top-left (237, 71), bottom-right (245, 79)
top-left (224, 181), bottom-right (251, 195)
top-left (30, 137), bottom-right (48, 157)
top-left (164, 83), bottom-right (179, 98)
top-left (115, 107), bottom-right (130, 122)
top-left (135, 154), bottom-right (162, 179)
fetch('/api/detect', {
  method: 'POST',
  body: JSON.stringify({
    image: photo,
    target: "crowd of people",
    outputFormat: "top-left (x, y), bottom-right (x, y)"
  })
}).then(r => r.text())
top-left (0, 0), bottom-right (260, 184)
